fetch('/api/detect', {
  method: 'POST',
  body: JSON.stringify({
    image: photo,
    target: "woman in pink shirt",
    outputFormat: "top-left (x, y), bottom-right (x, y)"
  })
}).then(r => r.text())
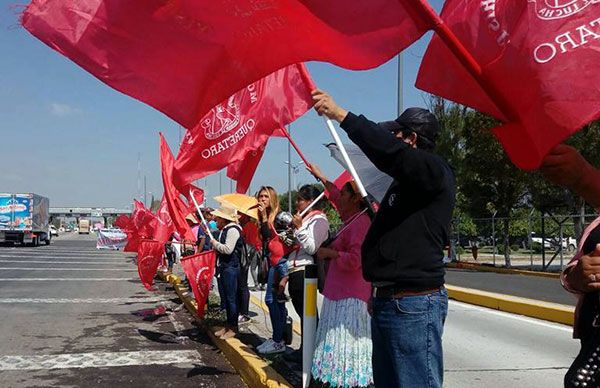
top-left (308, 165), bottom-right (373, 388)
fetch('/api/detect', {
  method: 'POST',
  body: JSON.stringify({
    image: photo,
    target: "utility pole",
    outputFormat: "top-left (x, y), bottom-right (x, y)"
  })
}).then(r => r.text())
top-left (397, 53), bottom-right (404, 116)
top-left (143, 175), bottom-right (147, 207)
top-left (219, 171), bottom-right (223, 195)
top-left (137, 153), bottom-right (142, 202)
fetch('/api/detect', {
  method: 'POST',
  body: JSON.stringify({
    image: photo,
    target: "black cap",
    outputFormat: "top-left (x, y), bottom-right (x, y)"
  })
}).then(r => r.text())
top-left (379, 107), bottom-right (440, 145)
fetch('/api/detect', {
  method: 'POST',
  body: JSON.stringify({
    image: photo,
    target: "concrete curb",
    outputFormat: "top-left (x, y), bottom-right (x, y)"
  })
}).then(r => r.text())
top-left (446, 284), bottom-right (574, 326)
top-left (447, 262), bottom-right (560, 279)
top-left (158, 272), bottom-right (292, 388)
top-left (249, 295), bottom-right (302, 335)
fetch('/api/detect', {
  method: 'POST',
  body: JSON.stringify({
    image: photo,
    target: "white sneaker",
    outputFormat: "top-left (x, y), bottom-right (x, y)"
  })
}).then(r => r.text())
top-left (256, 339), bottom-right (274, 352)
top-left (259, 340), bottom-right (285, 355)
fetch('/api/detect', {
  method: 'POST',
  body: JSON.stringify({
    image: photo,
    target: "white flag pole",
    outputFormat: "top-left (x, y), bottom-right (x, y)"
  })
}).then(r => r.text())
top-left (299, 192), bottom-right (326, 218)
top-left (324, 118), bottom-right (369, 199)
top-left (189, 189), bottom-right (214, 241)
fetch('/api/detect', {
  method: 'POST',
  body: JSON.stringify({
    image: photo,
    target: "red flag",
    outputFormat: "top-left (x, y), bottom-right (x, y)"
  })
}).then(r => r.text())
top-left (124, 200), bottom-right (157, 252)
top-left (173, 64), bottom-right (314, 188)
top-left (22, 0), bottom-right (430, 128)
top-left (227, 143), bottom-right (267, 194)
top-left (180, 250), bottom-right (216, 318)
top-left (153, 195), bottom-right (175, 244)
top-left (160, 134), bottom-right (195, 242)
top-left (137, 239), bottom-right (164, 290)
top-left (114, 215), bottom-right (130, 230)
top-left (416, 1), bottom-right (600, 170)
top-left (182, 183), bottom-right (205, 214)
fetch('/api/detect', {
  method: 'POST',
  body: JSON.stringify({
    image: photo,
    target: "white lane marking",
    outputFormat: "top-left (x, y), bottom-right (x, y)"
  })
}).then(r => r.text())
top-left (0, 278), bottom-right (135, 281)
top-left (0, 350), bottom-right (202, 371)
top-left (0, 255), bottom-right (126, 260)
top-left (0, 297), bottom-right (169, 304)
top-left (0, 260), bottom-right (132, 265)
top-left (161, 302), bottom-right (187, 343)
top-left (449, 300), bottom-right (573, 333)
top-left (0, 267), bottom-right (134, 271)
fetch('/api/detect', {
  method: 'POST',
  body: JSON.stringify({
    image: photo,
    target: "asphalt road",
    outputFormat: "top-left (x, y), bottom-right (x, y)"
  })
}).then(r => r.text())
top-left (446, 268), bottom-right (576, 306)
top-left (0, 234), bottom-right (243, 388)
top-left (254, 268), bottom-right (580, 388)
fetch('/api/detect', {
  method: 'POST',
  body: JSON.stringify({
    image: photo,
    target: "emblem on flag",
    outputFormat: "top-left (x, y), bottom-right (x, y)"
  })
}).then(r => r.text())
top-left (528, 0), bottom-right (599, 20)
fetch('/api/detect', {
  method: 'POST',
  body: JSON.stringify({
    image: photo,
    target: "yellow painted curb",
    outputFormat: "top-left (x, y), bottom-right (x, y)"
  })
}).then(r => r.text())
top-left (250, 295), bottom-right (302, 335)
top-left (446, 284), bottom-right (574, 326)
top-left (171, 282), bottom-right (291, 388)
top-left (447, 262), bottom-right (559, 279)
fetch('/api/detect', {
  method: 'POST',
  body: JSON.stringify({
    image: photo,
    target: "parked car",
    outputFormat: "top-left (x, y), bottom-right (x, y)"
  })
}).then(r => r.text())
top-left (530, 233), bottom-right (577, 252)
top-left (49, 225), bottom-right (59, 237)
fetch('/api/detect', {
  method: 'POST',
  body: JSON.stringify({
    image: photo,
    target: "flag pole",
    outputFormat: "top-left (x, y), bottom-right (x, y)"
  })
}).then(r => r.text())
top-left (281, 127), bottom-right (311, 167)
top-left (323, 119), bottom-right (369, 199)
top-left (412, 0), bottom-right (518, 122)
top-left (189, 188), bottom-right (214, 241)
top-left (299, 192), bottom-right (326, 217)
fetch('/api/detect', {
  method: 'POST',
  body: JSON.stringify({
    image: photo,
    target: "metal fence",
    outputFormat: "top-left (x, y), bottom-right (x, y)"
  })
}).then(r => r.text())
top-left (449, 212), bottom-right (599, 271)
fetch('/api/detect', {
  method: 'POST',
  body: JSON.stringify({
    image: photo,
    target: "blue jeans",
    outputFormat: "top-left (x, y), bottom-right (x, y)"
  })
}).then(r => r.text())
top-left (220, 265), bottom-right (240, 328)
top-left (371, 287), bottom-right (448, 387)
top-left (265, 259), bottom-right (288, 343)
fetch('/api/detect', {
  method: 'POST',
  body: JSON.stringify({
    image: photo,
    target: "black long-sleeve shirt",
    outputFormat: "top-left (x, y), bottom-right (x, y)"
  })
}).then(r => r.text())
top-left (341, 112), bottom-right (456, 291)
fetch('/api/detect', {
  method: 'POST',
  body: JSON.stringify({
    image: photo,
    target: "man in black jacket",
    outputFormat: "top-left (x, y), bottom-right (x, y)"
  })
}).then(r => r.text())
top-left (312, 89), bottom-right (456, 388)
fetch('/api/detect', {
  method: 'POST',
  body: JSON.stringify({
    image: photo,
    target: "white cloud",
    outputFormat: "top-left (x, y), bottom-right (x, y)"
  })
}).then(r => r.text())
top-left (50, 103), bottom-right (82, 117)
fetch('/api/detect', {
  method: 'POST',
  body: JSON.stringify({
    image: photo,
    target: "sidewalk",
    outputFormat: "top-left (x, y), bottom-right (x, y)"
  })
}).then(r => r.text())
top-left (160, 266), bottom-right (576, 387)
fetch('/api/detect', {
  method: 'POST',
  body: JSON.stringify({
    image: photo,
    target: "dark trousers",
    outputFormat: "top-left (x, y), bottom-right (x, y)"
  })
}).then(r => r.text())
top-left (288, 269), bottom-right (318, 348)
top-left (217, 270), bottom-right (226, 310)
top-left (220, 266), bottom-right (239, 328)
top-left (237, 264), bottom-right (250, 316)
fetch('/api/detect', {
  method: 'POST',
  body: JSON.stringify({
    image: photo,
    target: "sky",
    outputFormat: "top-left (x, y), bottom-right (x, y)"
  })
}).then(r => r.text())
top-left (0, 1), bottom-right (444, 209)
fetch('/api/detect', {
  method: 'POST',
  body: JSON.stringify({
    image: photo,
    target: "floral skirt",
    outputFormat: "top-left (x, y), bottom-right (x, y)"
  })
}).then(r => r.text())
top-left (311, 297), bottom-right (373, 388)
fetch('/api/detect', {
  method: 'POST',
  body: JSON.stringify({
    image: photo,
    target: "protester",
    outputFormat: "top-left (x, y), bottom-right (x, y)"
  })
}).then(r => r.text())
top-left (308, 164), bottom-right (373, 387)
top-left (312, 89), bottom-right (456, 387)
top-left (237, 211), bottom-right (256, 325)
top-left (210, 205), bottom-right (244, 340)
top-left (255, 186), bottom-right (292, 355)
top-left (183, 213), bottom-right (198, 257)
top-left (540, 144), bottom-right (600, 385)
top-left (286, 184), bottom-right (330, 362)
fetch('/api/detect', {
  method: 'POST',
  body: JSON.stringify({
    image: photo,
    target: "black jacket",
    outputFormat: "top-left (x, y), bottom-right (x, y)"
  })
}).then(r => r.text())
top-left (341, 113), bottom-right (456, 291)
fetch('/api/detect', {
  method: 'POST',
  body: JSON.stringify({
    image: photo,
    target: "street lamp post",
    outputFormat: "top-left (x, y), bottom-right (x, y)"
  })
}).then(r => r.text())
top-left (284, 160), bottom-right (304, 212)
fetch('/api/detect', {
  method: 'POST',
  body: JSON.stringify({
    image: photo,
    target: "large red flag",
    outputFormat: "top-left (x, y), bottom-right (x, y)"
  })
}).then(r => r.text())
top-left (22, 0), bottom-right (430, 128)
top-left (173, 64), bottom-right (314, 188)
top-left (153, 195), bottom-right (175, 244)
top-left (180, 250), bottom-right (216, 318)
top-left (137, 239), bottom-right (164, 290)
top-left (416, 1), bottom-right (600, 170)
top-left (160, 134), bottom-right (195, 242)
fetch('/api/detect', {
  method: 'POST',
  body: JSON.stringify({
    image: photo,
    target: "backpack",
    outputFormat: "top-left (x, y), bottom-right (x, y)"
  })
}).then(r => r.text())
top-left (241, 241), bottom-right (259, 269)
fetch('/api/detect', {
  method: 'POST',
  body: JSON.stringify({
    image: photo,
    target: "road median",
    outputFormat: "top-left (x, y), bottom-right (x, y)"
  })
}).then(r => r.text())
top-left (446, 284), bottom-right (574, 326)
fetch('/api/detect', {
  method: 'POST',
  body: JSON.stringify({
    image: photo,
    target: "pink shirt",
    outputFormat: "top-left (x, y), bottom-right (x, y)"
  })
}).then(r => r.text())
top-left (322, 186), bottom-right (371, 303)
top-left (561, 215), bottom-right (600, 338)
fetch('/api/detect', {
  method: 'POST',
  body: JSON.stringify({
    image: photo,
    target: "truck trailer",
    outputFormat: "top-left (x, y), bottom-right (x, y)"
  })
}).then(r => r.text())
top-left (0, 193), bottom-right (51, 246)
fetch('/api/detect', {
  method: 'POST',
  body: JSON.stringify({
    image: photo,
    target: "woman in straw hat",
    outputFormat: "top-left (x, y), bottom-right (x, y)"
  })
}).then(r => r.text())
top-left (210, 205), bottom-right (243, 340)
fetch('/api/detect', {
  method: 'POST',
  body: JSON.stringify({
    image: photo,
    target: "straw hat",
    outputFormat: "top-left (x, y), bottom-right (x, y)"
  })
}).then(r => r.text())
top-left (214, 193), bottom-right (259, 220)
top-left (211, 205), bottom-right (239, 223)
top-left (185, 213), bottom-right (198, 224)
